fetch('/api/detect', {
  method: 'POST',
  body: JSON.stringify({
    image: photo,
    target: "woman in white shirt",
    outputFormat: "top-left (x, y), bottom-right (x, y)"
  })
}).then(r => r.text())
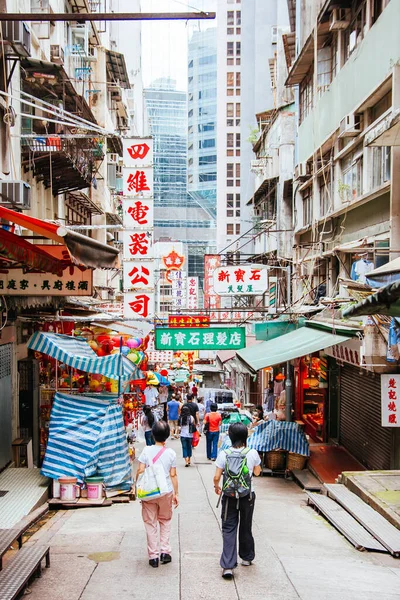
top-left (136, 421), bottom-right (179, 568)
top-left (178, 405), bottom-right (195, 467)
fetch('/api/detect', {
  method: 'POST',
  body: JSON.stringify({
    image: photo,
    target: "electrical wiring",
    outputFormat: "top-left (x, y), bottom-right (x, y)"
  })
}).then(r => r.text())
top-left (0, 296), bottom-right (8, 331)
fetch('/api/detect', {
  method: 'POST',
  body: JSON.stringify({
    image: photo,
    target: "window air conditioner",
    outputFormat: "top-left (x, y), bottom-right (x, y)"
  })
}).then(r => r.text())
top-left (0, 180), bottom-right (31, 209)
top-left (339, 113), bottom-right (362, 138)
top-left (1, 22), bottom-right (31, 57)
top-left (107, 153), bottom-right (119, 165)
top-left (295, 162), bottom-right (311, 180)
top-left (329, 8), bottom-right (351, 31)
top-left (50, 45), bottom-right (64, 65)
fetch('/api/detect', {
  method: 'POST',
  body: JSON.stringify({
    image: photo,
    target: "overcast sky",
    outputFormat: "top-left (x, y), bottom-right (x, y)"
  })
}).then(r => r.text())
top-left (141, 0), bottom-right (216, 91)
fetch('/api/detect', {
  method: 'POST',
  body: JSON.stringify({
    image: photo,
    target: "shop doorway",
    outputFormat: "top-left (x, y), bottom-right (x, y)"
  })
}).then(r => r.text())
top-left (18, 358), bottom-right (40, 466)
top-left (0, 343), bottom-right (12, 471)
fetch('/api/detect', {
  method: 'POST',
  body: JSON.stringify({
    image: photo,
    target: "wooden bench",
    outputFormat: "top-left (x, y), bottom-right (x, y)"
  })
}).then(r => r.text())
top-left (0, 545), bottom-right (50, 600)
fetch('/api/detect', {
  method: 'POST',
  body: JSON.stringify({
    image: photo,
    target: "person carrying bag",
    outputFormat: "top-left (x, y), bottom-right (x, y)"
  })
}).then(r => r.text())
top-left (213, 423), bottom-right (261, 580)
top-left (136, 421), bottom-right (179, 568)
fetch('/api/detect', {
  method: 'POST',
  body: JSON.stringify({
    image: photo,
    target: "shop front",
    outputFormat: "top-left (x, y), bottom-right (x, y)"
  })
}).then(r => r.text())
top-left (294, 353), bottom-right (328, 442)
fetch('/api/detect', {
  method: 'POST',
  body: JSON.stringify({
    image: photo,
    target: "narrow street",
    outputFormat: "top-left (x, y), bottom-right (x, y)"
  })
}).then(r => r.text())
top-left (26, 438), bottom-right (400, 600)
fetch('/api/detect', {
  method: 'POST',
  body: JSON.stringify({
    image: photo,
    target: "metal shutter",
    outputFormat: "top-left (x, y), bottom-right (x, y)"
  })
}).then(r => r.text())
top-left (339, 364), bottom-right (393, 470)
top-left (0, 343), bottom-right (12, 471)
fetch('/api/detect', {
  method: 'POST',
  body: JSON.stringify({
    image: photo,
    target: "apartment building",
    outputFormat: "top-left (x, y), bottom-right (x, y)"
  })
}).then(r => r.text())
top-left (287, 0), bottom-right (399, 303)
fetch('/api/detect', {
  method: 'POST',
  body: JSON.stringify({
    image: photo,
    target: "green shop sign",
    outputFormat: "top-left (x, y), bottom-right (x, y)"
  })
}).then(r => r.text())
top-left (155, 327), bottom-right (246, 350)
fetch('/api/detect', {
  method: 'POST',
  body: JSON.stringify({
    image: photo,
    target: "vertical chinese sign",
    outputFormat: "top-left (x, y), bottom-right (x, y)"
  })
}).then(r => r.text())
top-left (204, 255), bottom-right (221, 317)
top-left (381, 375), bottom-right (400, 427)
top-left (170, 270), bottom-right (187, 312)
top-left (187, 276), bottom-right (198, 310)
top-left (122, 138), bottom-right (155, 320)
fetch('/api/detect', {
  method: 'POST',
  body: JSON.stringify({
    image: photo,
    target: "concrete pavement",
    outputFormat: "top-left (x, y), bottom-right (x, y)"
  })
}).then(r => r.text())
top-left (26, 437), bottom-right (400, 600)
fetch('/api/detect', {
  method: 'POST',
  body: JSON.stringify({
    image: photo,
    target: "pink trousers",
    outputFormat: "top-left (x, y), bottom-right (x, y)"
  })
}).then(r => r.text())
top-left (141, 492), bottom-right (173, 559)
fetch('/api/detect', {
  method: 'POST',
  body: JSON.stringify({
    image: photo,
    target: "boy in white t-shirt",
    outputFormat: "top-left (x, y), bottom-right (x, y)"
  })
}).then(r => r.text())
top-left (213, 423), bottom-right (261, 580)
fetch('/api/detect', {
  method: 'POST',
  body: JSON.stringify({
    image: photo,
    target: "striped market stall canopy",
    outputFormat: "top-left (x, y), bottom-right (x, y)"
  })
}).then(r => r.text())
top-left (220, 420), bottom-right (310, 456)
top-left (41, 392), bottom-right (132, 490)
top-left (28, 331), bottom-right (137, 381)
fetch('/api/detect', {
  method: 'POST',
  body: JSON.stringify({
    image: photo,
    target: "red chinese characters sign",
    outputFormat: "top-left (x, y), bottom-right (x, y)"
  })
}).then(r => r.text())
top-left (122, 230), bottom-right (153, 259)
top-left (123, 167), bottom-right (153, 197)
top-left (123, 138), bottom-right (153, 167)
top-left (213, 264), bottom-right (268, 296)
top-left (381, 375), bottom-right (400, 427)
top-left (122, 199), bottom-right (154, 229)
top-left (124, 292), bottom-right (155, 320)
top-left (204, 255), bottom-right (221, 310)
top-left (169, 315), bottom-right (210, 328)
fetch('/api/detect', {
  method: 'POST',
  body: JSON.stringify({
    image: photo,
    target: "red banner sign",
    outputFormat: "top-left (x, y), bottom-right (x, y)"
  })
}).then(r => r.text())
top-left (168, 315), bottom-right (210, 328)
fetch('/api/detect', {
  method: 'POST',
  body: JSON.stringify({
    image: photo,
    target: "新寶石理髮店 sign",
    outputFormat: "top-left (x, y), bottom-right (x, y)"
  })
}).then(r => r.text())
top-left (155, 326), bottom-right (246, 350)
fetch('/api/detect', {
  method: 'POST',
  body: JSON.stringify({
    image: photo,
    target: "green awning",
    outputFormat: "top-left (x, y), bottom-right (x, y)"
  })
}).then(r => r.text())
top-left (236, 326), bottom-right (351, 373)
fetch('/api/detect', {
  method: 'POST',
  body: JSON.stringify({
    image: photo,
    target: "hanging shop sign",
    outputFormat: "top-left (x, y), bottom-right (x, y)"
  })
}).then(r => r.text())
top-left (122, 198), bottom-right (154, 229)
top-left (171, 270), bottom-right (187, 310)
top-left (213, 264), bottom-right (268, 296)
top-left (325, 337), bottom-right (362, 367)
top-left (162, 249), bottom-right (185, 271)
top-left (123, 167), bottom-right (154, 197)
top-left (123, 139), bottom-right (153, 167)
top-left (147, 350), bottom-right (174, 363)
top-left (122, 136), bottom-right (155, 320)
top-left (124, 291), bottom-right (155, 320)
top-left (0, 268), bottom-right (92, 296)
top-left (123, 261), bottom-right (155, 291)
top-left (381, 375), bottom-right (400, 427)
top-left (204, 255), bottom-right (221, 310)
top-left (155, 326), bottom-right (246, 351)
top-left (169, 315), bottom-right (210, 328)
top-left (187, 276), bottom-right (198, 310)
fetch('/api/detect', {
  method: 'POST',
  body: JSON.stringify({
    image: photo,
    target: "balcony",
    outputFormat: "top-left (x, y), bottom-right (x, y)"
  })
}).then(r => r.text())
top-left (21, 136), bottom-right (103, 195)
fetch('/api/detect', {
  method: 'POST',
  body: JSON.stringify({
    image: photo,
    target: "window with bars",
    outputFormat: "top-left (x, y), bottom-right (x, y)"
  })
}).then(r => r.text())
top-left (344, 0), bottom-right (367, 61)
top-left (302, 186), bottom-right (313, 226)
top-left (319, 174), bottom-right (332, 217)
top-left (235, 223), bottom-right (240, 235)
top-left (372, 146), bottom-right (391, 188)
top-left (236, 133), bottom-right (241, 147)
top-left (299, 67), bottom-right (313, 123)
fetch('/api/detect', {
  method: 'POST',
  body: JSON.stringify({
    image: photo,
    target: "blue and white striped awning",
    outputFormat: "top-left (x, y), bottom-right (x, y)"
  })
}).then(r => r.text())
top-left (41, 392), bottom-right (132, 490)
top-left (28, 331), bottom-right (137, 381)
top-left (220, 420), bottom-right (310, 456)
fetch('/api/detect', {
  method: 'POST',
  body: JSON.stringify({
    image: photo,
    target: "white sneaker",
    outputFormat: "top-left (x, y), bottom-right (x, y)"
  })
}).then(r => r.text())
top-left (222, 569), bottom-right (233, 579)
top-left (241, 560), bottom-right (252, 566)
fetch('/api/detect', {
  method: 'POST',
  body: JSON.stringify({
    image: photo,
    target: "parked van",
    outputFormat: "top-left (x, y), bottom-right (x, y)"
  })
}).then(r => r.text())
top-left (198, 387), bottom-right (240, 412)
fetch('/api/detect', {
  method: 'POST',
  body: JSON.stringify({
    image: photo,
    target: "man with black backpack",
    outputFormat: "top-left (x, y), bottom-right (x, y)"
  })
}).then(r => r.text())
top-left (213, 423), bottom-right (261, 579)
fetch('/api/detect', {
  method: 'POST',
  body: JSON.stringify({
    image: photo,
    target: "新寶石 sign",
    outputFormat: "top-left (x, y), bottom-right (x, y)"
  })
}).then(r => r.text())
top-left (155, 327), bottom-right (246, 350)
top-left (213, 264), bottom-right (268, 296)
top-left (381, 374), bottom-right (400, 427)
top-left (0, 268), bottom-right (93, 296)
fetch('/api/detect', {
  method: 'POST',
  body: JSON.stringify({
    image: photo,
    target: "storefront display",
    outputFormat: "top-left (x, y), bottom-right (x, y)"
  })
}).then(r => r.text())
top-left (296, 354), bottom-right (328, 442)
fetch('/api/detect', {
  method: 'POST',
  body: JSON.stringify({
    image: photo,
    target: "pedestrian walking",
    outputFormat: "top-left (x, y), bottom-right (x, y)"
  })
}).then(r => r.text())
top-left (185, 393), bottom-right (200, 426)
top-left (158, 384), bottom-right (169, 421)
top-left (191, 382), bottom-right (198, 398)
top-left (167, 394), bottom-right (181, 439)
top-left (141, 406), bottom-right (156, 446)
top-left (213, 423), bottom-right (261, 580)
top-left (204, 403), bottom-right (222, 461)
top-left (198, 398), bottom-right (206, 430)
top-left (178, 405), bottom-right (195, 466)
top-left (136, 421), bottom-right (179, 568)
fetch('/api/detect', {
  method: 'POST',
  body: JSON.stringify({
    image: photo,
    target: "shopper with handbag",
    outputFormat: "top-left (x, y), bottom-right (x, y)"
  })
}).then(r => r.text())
top-left (203, 402), bottom-right (222, 461)
top-left (136, 421), bottom-right (179, 568)
top-left (178, 405), bottom-right (195, 467)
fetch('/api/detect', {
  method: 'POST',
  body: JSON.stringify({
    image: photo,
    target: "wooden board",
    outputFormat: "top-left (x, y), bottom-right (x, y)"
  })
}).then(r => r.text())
top-left (292, 469), bottom-right (322, 491)
top-left (307, 492), bottom-right (386, 553)
top-left (326, 484), bottom-right (400, 557)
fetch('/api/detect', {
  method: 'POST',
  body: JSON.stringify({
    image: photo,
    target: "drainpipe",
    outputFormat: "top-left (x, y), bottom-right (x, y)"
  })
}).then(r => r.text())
top-left (285, 264), bottom-right (293, 421)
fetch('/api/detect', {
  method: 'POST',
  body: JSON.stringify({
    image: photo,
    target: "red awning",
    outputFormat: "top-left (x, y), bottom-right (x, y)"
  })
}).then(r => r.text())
top-left (0, 228), bottom-right (65, 276)
top-left (0, 206), bottom-right (120, 269)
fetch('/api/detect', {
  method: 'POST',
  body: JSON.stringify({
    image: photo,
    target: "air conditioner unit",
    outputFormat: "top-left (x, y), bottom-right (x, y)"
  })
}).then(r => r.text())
top-left (0, 180), bottom-right (31, 209)
top-left (329, 8), bottom-right (351, 31)
top-left (107, 153), bottom-right (119, 164)
top-left (50, 44), bottom-right (64, 65)
top-left (295, 162), bottom-right (311, 180)
top-left (1, 22), bottom-right (31, 57)
top-left (271, 26), bottom-right (278, 44)
top-left (339, 113), bottom-right (362, 138)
